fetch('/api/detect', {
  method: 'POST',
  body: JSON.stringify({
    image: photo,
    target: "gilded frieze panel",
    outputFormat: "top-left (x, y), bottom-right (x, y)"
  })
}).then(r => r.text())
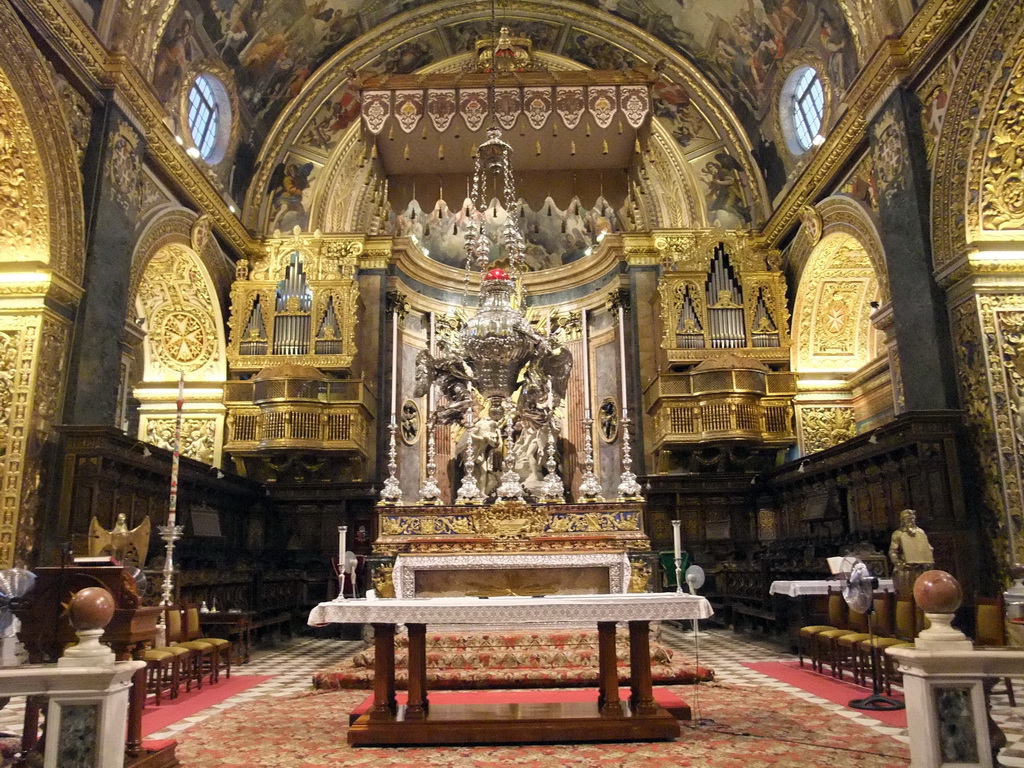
top-left (144, 416), bottom-right (217, 465)
top-left (798, 405), bottom-right (857, 454)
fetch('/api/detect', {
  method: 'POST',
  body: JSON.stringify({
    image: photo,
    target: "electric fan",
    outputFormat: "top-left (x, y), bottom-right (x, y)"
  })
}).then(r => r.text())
top-left (838, 556), bottom-right (904, 711)
top-left (0, 568), bottom-right (36, 641)
top-left (343, 551), bottom-right (359, 599)
top-left (684, 565), bottom-right (705, 635)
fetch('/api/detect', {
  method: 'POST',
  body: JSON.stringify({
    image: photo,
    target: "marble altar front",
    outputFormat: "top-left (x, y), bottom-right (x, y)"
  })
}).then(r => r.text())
top-left (392, 551), bottom-right (632, 598)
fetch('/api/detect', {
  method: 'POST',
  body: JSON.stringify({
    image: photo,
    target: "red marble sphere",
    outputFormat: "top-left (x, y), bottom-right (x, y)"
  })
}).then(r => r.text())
top-left (484, 268), bottom-right (510, 281)
top-left (68, 587), bottom-right (116, 631)
top-left (913, 569), bottom-right (963, 614)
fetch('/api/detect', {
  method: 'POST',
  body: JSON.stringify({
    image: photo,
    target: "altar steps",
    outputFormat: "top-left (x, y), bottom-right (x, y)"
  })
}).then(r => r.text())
top-left (313, 629), bottom-right (714, 690)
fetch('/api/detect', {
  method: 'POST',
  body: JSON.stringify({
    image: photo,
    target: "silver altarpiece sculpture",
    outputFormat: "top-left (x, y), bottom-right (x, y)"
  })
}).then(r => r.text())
top-left (380, 126), bottom-right (586, 505)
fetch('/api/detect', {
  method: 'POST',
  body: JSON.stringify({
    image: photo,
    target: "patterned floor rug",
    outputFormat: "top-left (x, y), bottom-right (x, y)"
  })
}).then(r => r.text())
top-left (174, 682), bottom-right (910, 767)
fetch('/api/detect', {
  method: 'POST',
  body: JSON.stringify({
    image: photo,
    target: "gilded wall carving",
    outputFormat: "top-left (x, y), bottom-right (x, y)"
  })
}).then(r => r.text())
top-left (793, 233), bottom-right (879, 372)
top-left (950, 298), bottom-right (1023, 578)
top-left (17, 315), bottom-right (69, 564)
top-left (0, 0), bottom-right (85, 283)
top-left (980, 52), bottom-right (1024, 232)
top-left (145, 417), bottom-right (216, 464)
top-left (0, 311), bottom-right (70, 568)
top-left (137, 244), bottom-right (223, 378)
top-left (0, 73), bottom-right (48, 263)
top-left (799, 406), bottom-right (857, 454)
top-left (931, 0), bottom-right (1024, 272)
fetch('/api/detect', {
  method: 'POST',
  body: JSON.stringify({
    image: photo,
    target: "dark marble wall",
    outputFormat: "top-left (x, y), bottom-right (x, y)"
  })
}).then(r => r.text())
top-left (869, 89), bottom-right (957, 411)
top-left (64, 102), bottom-right (145, 426)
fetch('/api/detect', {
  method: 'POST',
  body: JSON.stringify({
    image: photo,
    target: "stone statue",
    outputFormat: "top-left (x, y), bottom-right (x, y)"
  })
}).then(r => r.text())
top-left (88, 513), bottom-right (151, 568)
top-left (413, 343), bottom-right (474, 425)
top-left (888, 509), bottom-right (935, 596)
top-left (510, 414), bottom-right (548, 497)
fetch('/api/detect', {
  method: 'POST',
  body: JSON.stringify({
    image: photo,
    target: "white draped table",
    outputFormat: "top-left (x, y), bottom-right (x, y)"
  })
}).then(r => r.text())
top-left (768, 579), bottom-right (895, 597)
top-left (308, 593), bottom-right (713, 746)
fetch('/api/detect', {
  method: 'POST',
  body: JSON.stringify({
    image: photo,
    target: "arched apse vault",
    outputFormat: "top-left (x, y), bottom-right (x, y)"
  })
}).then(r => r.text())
top-left (791, 230), bottom-right (881, 375)
top-left (307, 52), bottom-right (708, 236)
top-left (240, 0), bottom-right (777, 231)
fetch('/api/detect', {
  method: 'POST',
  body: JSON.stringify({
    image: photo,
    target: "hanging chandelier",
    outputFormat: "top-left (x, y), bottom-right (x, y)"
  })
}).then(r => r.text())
top-left (462, 126), bottom-right (527, 278)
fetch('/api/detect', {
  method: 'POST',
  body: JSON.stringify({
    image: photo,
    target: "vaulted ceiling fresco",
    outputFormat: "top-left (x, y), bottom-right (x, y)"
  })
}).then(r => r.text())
top-left (148, 0), bottom-right (860, 219)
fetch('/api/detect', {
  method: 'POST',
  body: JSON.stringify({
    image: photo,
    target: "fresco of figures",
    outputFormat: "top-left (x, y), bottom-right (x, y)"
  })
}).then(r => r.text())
top-left (150, 0), bottom-right (857, 224)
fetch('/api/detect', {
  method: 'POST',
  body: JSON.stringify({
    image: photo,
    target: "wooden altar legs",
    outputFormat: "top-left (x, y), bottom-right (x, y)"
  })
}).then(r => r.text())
top-left (347, 619), bottom-right (682, 746)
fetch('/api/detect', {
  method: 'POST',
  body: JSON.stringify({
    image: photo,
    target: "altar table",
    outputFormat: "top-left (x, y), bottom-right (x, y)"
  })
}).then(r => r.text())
top-left (308, 592), bottom-right (714, 746)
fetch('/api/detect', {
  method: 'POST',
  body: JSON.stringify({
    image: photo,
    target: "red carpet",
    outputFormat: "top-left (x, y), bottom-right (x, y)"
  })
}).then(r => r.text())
top-left (141, 675), bottom-right (273, 737)
top-left (743, 662), bottom-right (907, 727)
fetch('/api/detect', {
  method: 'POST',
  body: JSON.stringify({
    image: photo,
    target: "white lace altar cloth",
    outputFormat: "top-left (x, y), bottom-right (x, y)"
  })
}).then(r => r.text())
top-left (308, 592), bottom-right (713, 627)
top-left (392, 552), bottom-right (632, 599)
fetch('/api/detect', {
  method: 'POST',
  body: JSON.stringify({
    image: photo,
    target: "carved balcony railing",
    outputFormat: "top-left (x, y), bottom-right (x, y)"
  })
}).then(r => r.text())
top-left (224, 374), bottom-right (374, 456)
top-left (645, 366), bottom-right (796, 453)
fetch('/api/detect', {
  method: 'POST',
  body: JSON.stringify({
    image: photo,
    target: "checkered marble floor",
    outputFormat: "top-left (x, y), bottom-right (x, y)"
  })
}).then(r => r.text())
top-left (0, 628), bottom-right (1020, 764)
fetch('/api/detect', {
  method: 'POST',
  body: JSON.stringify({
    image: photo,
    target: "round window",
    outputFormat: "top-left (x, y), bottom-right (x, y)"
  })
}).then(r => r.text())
top-left (780, 66), bottom-right (825, 155)
top-left (186, 74), bottom-right (231, 164)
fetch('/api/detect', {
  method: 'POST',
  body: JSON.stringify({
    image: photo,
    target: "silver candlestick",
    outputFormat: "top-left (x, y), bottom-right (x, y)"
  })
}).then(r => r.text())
top-left (455, 411), bottom-right (485, 505)
top-left (417, 415), bottom-right (443, 505)
top-left (158, 523), bottom-right (185, 607)
top-left (538, 417), bottom-right (566, 503)
top-left (616, 414), bottom-right (644, 501)
top-left (577, 415), bottom-right (604, 503)
top-left (496, 398), bottom-right (525, 501)
top-left (379, 422), bottom-right (403, 504)
top-left (675, 557), bottom-right (684, 594)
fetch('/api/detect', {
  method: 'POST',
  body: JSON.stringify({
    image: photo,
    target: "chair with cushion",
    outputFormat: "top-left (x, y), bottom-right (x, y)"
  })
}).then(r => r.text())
top-left (798, 590), bottom-right (846, 671)
top-left (976, 594), bottom-right (1017, 706)
top-left (183, 606), bottom-right (232, 682)
top-left (168, 606), bottom-right (217, 686)
top-left (837, 592), bottom-right (892, 685)
top-left (865, 594), bottom-right (917, 693)
top-left (815, 604), bottom-right (870, 678)
top-left (142, 648), bottom-right (178, 705)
